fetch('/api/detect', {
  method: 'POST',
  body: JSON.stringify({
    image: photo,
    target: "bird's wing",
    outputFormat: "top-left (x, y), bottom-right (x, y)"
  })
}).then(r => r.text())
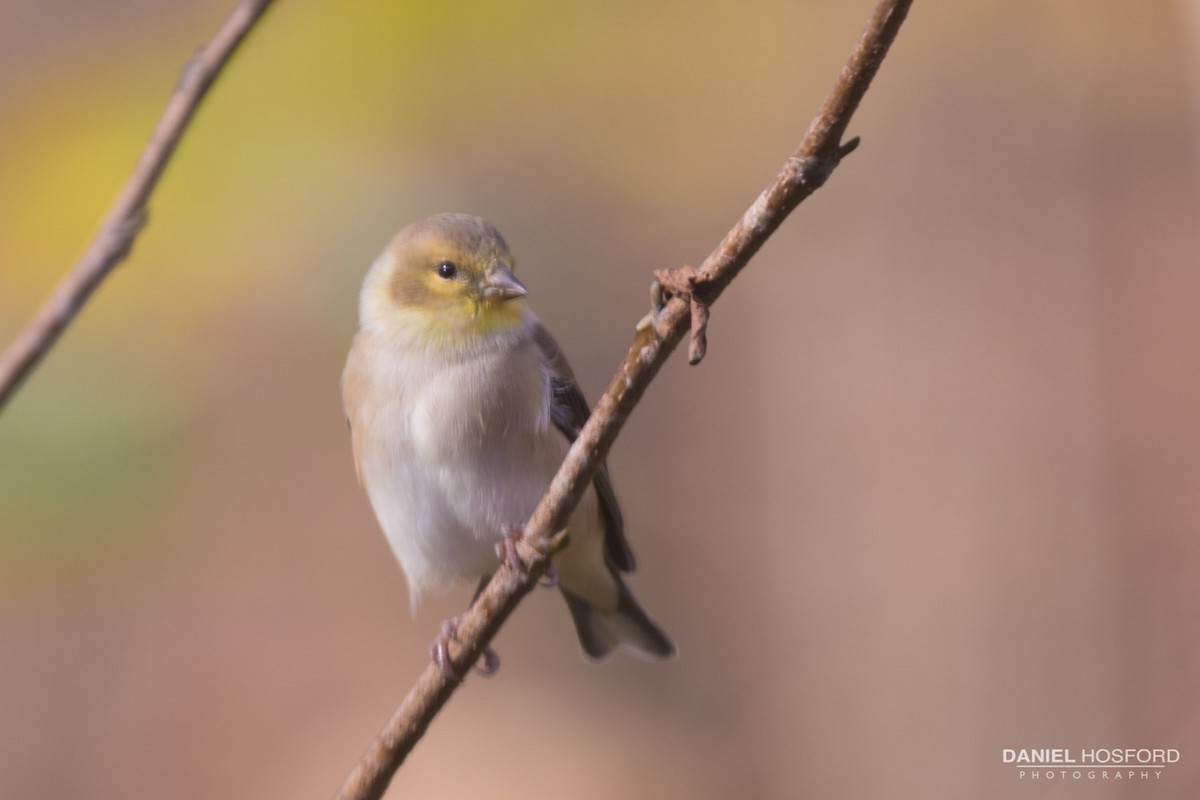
top-left (532, 322), bottom-right (636, 573)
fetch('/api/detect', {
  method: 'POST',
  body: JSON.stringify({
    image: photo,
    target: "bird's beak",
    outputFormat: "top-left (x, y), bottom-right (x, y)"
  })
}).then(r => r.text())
top-left (481, 263), bottom-right (527, 303)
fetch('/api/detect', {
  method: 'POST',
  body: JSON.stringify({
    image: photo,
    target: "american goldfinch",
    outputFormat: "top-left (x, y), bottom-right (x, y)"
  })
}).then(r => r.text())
top-left (342, 213), bottom-right (675, 663)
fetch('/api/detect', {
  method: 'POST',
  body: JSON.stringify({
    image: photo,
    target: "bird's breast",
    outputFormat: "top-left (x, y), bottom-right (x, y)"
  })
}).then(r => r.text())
top-left (385, 324), bottom-right (562, 523)
top-left (409, 338), bottom-right (548, 457)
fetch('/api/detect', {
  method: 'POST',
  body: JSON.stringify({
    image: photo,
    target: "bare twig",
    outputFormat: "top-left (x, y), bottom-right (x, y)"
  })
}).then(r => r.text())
top-left (0, 0), bottom-right (276, 413)
top-left (332, 1), bottom-right (913, 798)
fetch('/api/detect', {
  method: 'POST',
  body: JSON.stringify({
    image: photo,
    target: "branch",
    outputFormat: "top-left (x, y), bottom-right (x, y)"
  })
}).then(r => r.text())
top-left (0, 0), bottom-right (276, 413)
top-left (332, 1), bottom-right (913, 798)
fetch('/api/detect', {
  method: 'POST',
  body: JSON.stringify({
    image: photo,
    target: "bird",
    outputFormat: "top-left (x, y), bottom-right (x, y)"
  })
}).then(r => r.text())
top-left (342, 213), bottom-right (675, 670)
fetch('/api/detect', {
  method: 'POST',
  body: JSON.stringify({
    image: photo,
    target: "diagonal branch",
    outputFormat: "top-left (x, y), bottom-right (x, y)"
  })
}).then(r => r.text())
top-left (331, 1), bottom-right (914, 799)
top-left (0, 0), bottom-right (276, 413)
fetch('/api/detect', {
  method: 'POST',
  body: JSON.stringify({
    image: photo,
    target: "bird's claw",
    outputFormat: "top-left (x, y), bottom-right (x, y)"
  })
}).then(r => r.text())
top-left (496, 525), bottom-right (526, 572)
top-left (430, 616), bottom-right (501, 678)
top-left (431, 617), bottom-right (461, 679)
top-left (496, 524), bottom-right (557, 588)
top-left (477, 647), bottom-right (500, 676)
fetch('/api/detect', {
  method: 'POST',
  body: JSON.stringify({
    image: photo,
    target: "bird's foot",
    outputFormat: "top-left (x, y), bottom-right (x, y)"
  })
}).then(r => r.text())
top-left (430, 616), bottom-right (500, 678)
top-left (478, 646), bottom-right (500, 676)
top-left (496, 525), bottom-right (526, 572)
top-left (496, 525), bottom-right (557, 587)
top-left (430, 617), bottom-right (460, 678)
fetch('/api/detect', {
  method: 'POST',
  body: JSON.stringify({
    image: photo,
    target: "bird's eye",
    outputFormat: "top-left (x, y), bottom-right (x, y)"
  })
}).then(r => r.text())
top-left (436, 261), bottom-right (458, 280)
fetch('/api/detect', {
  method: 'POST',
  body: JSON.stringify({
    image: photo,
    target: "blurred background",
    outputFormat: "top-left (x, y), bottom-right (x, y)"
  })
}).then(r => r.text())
top-left (2, 0), bottom-right (1198, 797)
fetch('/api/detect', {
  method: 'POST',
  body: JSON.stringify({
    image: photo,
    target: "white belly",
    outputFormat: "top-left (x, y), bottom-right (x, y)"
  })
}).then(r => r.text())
top-left (346, 321), bottom-right (565, 603)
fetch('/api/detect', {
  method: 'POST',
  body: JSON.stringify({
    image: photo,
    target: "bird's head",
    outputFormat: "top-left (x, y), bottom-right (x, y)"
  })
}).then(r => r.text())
top-left (359, 213), bottom-right (528, 343)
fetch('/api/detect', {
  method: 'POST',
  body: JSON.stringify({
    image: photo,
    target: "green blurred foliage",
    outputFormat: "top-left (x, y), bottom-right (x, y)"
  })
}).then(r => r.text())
top-left (0, 365), bottom-right (178, 591)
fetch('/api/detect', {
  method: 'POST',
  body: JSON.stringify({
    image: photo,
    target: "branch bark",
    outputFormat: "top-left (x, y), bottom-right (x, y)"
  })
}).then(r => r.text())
top-left (332, 1), bottom-right (914, 799)
top-left (0, 0), bottom-right (276, 413)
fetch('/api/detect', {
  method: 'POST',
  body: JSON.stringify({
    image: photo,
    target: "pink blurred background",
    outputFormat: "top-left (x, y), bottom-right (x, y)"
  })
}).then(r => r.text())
top-left (2, 0), bottom-right (1199, 797)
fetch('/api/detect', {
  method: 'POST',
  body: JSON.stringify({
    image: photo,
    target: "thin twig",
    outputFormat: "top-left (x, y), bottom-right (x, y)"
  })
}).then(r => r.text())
top-left (332, 1), bottom-right (914, 798)
top-left (0, 0), bottom-right (276, 413)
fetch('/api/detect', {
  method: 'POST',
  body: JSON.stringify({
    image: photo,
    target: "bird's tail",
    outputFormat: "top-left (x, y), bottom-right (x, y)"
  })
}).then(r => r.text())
top-left (561, 576), bottom-right (676, 661)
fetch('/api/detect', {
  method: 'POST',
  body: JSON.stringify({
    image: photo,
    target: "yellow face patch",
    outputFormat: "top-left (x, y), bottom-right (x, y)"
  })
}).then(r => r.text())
top-left (376, 293), bottom-right (526, 346)
top-left (464, 295), bottom-right (526, 335)
top-left (378, 252), bottom-right (524, 343)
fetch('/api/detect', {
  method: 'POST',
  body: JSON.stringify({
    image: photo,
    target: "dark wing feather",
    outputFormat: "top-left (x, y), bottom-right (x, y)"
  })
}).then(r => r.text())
top-left (533, 323), bottom-right (636, 573)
